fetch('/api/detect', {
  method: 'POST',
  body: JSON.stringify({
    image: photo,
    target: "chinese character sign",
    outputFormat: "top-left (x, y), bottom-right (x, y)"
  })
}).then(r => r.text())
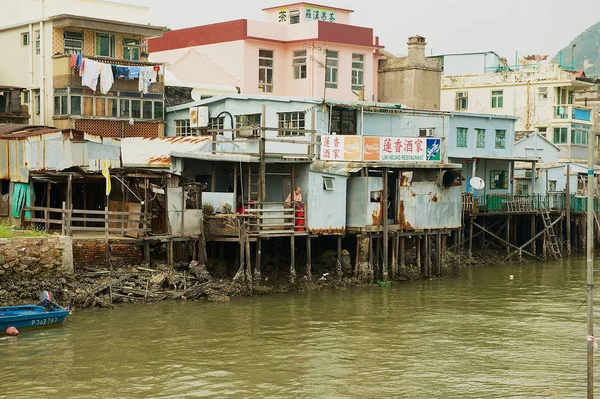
top-left (320, 135), bottom-right (361, 161)
top-left (320, 136), bottom-right (442, 162)
top-left (304, 7), bottom-right (336, 22)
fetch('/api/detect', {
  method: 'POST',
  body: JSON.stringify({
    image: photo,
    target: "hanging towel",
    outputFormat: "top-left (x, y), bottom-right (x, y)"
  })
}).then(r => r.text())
top-left (138, 66), bottom-right (152, 94)
top-left (70, 54), bottom-right (77, 68)
top-left (128, 67), bottom-right (140, 80)
top-left (99, 63), bottom-right (114, 94)
top-left (11, 182), bottom-right (33, 219)
top-left (115, 66), bottom-right (129, 79)
top-left (149, 68), bottom-right (158, 84)
top-left (76, 54), bottom-right (83, 70)
top-left (81, 58), bottom-right (100, 91)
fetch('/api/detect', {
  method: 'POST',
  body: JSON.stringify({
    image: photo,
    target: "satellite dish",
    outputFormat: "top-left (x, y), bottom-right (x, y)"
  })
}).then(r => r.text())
top-left (470, 177), bottom-right (485, 190)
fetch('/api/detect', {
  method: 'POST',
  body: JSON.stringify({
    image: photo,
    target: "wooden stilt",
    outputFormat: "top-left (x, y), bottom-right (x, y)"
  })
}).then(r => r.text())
top-left (531, 214), bottom-right (536, 256)
top-left (168, 238), bottom-right (174, 270)
top-left (416, 236), bottom-right (421, 271)
top-left (45, 182), bottom-right (50, 232)
top-left (506, 215), bottom-right (511, 257)
top-left (238, 223), bottom-right (245, 280)
top-left (290, 235), bottom-right (296, 284)
top-left (336, 235), bottom-right (342, 280)
top-left (144, 241), bottom-right (150, 263)
top-left (468, 217), bottom-right (473, 256)
top-left (374, 237), bottom-right (380, 279)
top-left (369, 235), bottom-right (374, 279)
top-left (382, 167), bottom-right (389, 281)
top-left (306, 236), bottom-right (312, 280)
top-left (254, 238), bottom-right (262, 281)
top-left (399, 236), bottom-right (405, 268)
top-left (436, 232), bottom-right (442, 276)
top-left (390, 232), bottom-right (397, 280)
top-left (245, 235), bottom-right (252, 285)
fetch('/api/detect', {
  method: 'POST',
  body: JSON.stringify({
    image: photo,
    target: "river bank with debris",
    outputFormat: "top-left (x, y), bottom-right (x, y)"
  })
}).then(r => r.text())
top-left (0, 247), bottom-right (530, 309)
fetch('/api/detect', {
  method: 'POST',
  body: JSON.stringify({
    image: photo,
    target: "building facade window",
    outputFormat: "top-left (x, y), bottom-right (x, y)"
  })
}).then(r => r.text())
top-left (123, 38), bottom-right (140, 61)
top-left (491, 90), bottom-right (503, 108)
top-left (476, 128), bottom-right (485, 148)
top-left (292, 50), bottom-right (307, 79)
top-left (571, 123), bottom-right (590, 145)
top-left (456, 127), bottom-right (468, 148)
top-left (289, 9), bottom-right (300, 24)
top-left (538, 87), bottom-right (548, 99)
top-left (325, 50), bottom-right (338, 89)
top-left (34, 30), bottom-right (40, 55)
top-left (54, 94), bottom-right (68, 116)
top-left (64, 31), bottom-right (83, 55)
top-left (456, 91), bottom-right (468, 110)
top-left (21, 32), bottom-right (29, 46)
top-left (553, 127), bottom-right (567, 144)
top-left (258, 50), bottom-right (274, 92)
top-left (495, 130), bottom-right (506, 149)
top-left (209, 117), bottom-right (225, 131)
top-left (490, 170), bottom-right (508, 189)
top-left (278, 112), bottom-right (305, 136)
top-left (175, 119), bottom-right (193, 136)
top-left (23, 91), bottom-right (30, 104)
top-left (95, 32), bottom-right (116, 58)
top-left (236, 114), bottom-right (261, 136)
top-left (329, 107), bottom-right (356, 135)
top-left (351, 53), bottom-right (364, 91)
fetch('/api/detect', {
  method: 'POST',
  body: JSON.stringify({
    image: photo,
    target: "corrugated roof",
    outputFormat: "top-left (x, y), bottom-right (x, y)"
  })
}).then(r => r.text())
top-left (0, 124), bottom-right (46, 136)
top-left (121, 136), bottom-right (211, 168)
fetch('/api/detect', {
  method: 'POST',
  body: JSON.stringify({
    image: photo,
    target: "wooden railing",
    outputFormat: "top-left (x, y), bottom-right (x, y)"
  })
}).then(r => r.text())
top-left (23, 206), bottom-right (151, 237)
top-left (245, 202), bottom-right (307, 235)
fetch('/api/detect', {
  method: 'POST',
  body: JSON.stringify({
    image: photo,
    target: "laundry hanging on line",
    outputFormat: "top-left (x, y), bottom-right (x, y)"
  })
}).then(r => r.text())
top-left (72, 57), bottom-right (162, 93)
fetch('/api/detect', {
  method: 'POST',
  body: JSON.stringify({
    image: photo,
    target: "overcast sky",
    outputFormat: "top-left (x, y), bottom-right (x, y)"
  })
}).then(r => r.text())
top-left (128, 0), bottom-right (599, 58)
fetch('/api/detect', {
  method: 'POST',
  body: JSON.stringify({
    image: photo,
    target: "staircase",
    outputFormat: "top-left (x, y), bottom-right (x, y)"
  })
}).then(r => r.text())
top-left (541, 211), bottom-right (561, 259)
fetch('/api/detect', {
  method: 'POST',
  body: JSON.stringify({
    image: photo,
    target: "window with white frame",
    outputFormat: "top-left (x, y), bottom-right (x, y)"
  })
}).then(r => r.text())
top-left (123, 38), bottom-right (140, 61)
top-left (258, 50), bottom-right (274, 92)
top-left (34, 30), bottom-right (40, 55)
top-left (456, 91), bottom-right (468, 110)
top-left (323, 177), bottom-right (335, 191)
top-left (325, 50), bottom-right (338, 89)
top-left (278, 112), bottom-right (305, 136)
top-left (235, 114), bottom-right (261, 136)
top-left (21, 32), bottom-right (30, 47)
top-left (293, 50), bottom-right (307, 79)
top-left (95, 32), bottom-right (115, 58)
top-left (289, 9), bottom-right (300, 24)
top-left (538, 87), bottom-right (548, 100)
top-left (209, 117), bottom-right (225, 131)
top-left (175, 120), bottom-right (193, 136)
top-left (64, 31), bottom-right (83, 55)
top-left (351, 53), bottom-right (364, 90)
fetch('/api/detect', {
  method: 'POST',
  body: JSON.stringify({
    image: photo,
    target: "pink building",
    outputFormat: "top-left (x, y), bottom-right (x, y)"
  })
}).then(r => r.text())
top-left (149, 2), bottom-right (383, 101)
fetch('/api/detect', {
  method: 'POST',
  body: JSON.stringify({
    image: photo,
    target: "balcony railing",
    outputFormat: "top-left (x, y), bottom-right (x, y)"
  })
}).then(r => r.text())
top-left (462, 193), bottom-right (600, 214)
top-left (553, 104), bottom-right (592, 122)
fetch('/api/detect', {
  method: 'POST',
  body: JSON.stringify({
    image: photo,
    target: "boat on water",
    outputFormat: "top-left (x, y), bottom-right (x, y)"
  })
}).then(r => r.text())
top-left (0, 291), bottom-right (71, 331)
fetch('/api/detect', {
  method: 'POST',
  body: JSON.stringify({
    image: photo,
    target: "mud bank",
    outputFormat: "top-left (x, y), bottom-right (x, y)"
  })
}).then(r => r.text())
top-left (0, 247), bottom-right (533, 309)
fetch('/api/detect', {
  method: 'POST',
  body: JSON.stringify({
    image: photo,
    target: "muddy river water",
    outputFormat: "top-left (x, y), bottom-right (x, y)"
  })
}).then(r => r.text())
top-left (0, 256), bottom-right (596, 398)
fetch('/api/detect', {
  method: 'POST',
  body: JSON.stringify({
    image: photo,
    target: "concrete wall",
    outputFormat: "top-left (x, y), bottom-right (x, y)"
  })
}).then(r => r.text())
top-left (514, 134), bottom-right (559, 162)
top-left (0, 236), bottom-right (73, 277)
top-left (454, 158), bottom-right (512, 196)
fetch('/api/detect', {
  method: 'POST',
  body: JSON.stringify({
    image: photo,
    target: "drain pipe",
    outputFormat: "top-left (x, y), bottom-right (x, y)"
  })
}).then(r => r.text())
top-left (28, 23), bottom-right (33, 124)
top-left (38, 0), bottom-right (46, 125)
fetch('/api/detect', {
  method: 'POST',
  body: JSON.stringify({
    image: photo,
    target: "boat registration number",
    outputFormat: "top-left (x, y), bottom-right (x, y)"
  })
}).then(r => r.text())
top-left (31, 317), bottom-right (59, 326)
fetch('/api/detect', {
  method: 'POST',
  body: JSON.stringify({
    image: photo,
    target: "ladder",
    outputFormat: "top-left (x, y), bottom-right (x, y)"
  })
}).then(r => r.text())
top-left (541, 210), bottom-right (561, 259)
top-left (247, 163), bottom-right (260, 203)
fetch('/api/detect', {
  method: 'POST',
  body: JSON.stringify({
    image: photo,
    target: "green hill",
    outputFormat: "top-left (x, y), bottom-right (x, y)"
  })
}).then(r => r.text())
top-left (552, 21), bottom-right (600, 76)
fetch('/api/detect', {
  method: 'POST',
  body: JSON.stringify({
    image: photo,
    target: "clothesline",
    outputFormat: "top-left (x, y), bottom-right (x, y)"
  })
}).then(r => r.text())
top-left (71, 54), bottom-right (163, 95)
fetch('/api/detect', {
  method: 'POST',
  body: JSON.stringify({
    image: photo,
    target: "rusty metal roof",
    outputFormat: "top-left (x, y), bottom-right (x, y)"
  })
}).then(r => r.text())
top-left (0, 124), bottom-right (46, 136)
top-left (121, 136), bottom-right (211, 168)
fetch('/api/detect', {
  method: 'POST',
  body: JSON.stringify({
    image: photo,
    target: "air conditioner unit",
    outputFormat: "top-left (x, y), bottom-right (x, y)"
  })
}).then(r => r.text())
top-left (419, 128), bottom-right (435, 137)
top-left (189, 106), bottom-right (209, 128)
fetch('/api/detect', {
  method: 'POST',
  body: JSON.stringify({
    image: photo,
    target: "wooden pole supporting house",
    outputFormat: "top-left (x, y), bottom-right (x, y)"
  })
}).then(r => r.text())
top-left (211, 163), bottom-right (216, 193)
top-left (472, 220), bottom-right (536, 258)
top-left (424, 232), bottom-right (430, 277)
top-left (260, 104), bottom-right (267, 202)
top-left (255, 238), bottom-right (262, 281)
top-left (247, 163), bottom-right (252, 203)
top-left (374, 238), bottom-right (380, 278)
top-left (168, 238), bottom-right (174, 270)
top-left (245, 234), bottom-right (252, 285)
top-left (290, 235), bottom-right (296, 284)
top-left (144, 241), bottom-right (150, 263)
top-left (505, 214), bottom-right (564, 261)
top-left (390, 232), bottom-right (397, 280)
top-left (181, 183), bottom-right (185, 238)
top-left (531, 214), bottom-right (536, 256)
top-left (239, 222), bottom-right (245, 280)
top-left (416, 236), bottom-right (421, 271)
top-left (306, 236), bottom-right (312, 280)
top-left (45, 182), bottom-right (50, 232)
top-left (382, 167), bottom-right (389, 281)
top-left (67, 174), bottom-right (73, 210)
top-left (566, 164), bottom-right (571, 255)
top-left (369, 235), bottom-right (374, 278)
top-left (437, 231), bottom-right (442, 276)
top-left (336, 235), bottom-right (343, 280)
top-left (233, 163), bottom-right (237, 208)
top-left (399, 236), bottom-right (405, 268)
top-left (468, 217), bottom-right (474, 257)
top-left (506, 216), bottom-right (511, 257)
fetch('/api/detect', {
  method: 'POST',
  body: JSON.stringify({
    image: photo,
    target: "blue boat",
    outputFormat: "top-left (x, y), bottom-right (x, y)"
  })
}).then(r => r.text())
top-left (0, 291), bottom-right (70, 331)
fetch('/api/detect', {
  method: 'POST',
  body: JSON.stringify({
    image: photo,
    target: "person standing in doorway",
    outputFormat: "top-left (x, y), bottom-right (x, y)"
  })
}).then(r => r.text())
top-left (285, 186), bottom-right (302, 207)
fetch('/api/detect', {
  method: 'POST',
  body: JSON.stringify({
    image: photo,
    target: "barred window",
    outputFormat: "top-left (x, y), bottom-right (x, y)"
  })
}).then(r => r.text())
top-left (456, 127), bottom-right (468, 148)
top-left (175, 119), bottom-right (193, 136)
top-left (495, 130), bottom-right (506, 149)
top-left (278, 112), bottom-right (305, 136)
